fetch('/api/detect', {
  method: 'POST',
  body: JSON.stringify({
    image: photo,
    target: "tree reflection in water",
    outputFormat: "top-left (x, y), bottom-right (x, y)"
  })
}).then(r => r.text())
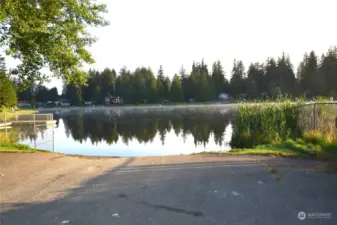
top-left (58, 111), bottom-right (234, 147)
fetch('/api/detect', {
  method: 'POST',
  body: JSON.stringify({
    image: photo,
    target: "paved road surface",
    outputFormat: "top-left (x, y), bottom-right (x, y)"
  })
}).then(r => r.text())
top-left (1, 153), bottom-right (337, 225)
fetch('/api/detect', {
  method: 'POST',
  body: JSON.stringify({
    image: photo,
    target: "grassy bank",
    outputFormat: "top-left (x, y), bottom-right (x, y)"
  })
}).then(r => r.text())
top-left (216, 100), bottom-right (337, 167)
top-left (0, 122), bottom-right (48, 153)
top-left (0, 143), bottom-right (49, 153)
top-left (0, 109), bottom-right (38, 122)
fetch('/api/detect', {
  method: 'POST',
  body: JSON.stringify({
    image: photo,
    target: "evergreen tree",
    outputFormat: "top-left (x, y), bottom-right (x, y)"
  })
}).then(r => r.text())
top-left (101, 68), bottom-right (117, 98)
top-left (116, 67), bottom-right (134, 103)
top-left (319, 47), bottom-right (337, 97)
top-left (170, 74), bottom-right (184, 102)
top-left (156, 65), bottom-right (166, 101)
top-left (212, 60), bottom-right (228, 95)
top-left (246, 63), bottom-right (265, 98)
top-left (63, 83), bottom-right (82, 105)
top-left (180, 65), bottom-right (191, 101)
top-left (229, 60), bottom-right (246, 98)
top-left (298, 51), bottom-right (325, 97)
top-left (35, 85), bottom-right (49, 102)
top-left (264, 58), bottom-right (278, 97)
top-left (147, 69), bottom-right (157, 103)
top-left (49, 88), bottom-right (59, 101)
top-left (164, 76), bottom-right (171, 100)
top-left (276, 53), bottom-right (295, 96)
top-left (190, 60), bottom-right (215, 101)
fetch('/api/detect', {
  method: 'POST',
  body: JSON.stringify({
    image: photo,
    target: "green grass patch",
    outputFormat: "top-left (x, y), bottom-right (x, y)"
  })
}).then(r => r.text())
top-left (223, 148), bottom-right (301, 157)
top-left (0, 143), bottom-right (49, 153)
top-left (214, 137), bottom-right (337, 159)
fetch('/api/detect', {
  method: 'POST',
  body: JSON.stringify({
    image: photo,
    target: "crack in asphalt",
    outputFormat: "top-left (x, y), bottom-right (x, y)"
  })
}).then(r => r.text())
top-left (134, 201), bottom-right (203, 217)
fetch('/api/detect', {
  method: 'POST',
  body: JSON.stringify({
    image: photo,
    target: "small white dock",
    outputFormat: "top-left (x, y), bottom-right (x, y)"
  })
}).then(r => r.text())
top-left (0, 122), bottom-right (12, 129)
top-left (1, 113), bottom-right (56, 127)
top-left (11, 120), bottom-right (56, 125)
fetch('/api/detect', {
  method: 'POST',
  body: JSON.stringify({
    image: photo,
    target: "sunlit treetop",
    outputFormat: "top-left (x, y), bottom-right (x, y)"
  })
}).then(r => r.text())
top-left (0, 0), bottom-right (109, 87)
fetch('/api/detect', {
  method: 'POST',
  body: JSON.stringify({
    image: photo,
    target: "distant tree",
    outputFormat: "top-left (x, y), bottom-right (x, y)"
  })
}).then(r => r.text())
top-left (92, 86), bottom-right (102, 103)
top-left (246, 63), bottom-right (265, 98)
top-left (116, 67), bottom-right (134, 103)
top-left (164, 76), bottom-right (171, 100)
top-left (170, 74), bottom-right (184, 102)
top-left (63, 83), bottom-right (82, 105)
top-left (35, 85), bottom-right (49, 102)
top-left (180, 65), bottom-right (191, 101)
top-left (190, 60), bottom-right (215, 101)
top-left (133, 68), bottom-right (147, 102)
top-left (156, 65), bottom-right (166, 101)
top-left (0, 72), bottom-right (17, 108)
top-left (48, 88), bottom-right (59, 101)
top-left (145, 68), bottom-right (157, 103)
top-left (212, 60), bottom-right (228, 95)
top-left (30, 97), bottom-right (37, 108)
top-left (319, 47), bottom-right (337, 98)
top-left (229, 60), bottom-right (246, 97)
top-left (297, 51), bottom-right (326, 97)
top-left (17, 86), bottom-right (34, 102)
top-left (275, 53), bottom-right (295, 96)
top-left (264, 58), bottom-right (278, 97)
top-left (101, 68), bottom-right (117, 97)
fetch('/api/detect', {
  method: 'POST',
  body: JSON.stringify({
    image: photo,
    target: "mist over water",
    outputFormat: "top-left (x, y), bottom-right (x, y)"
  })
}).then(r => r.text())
top-left (19, 105), bottom-right (236, 156)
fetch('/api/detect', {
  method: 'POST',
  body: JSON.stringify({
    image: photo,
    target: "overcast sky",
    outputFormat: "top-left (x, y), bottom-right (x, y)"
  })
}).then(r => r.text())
top-left (6, 0), bottom-right (337, 93)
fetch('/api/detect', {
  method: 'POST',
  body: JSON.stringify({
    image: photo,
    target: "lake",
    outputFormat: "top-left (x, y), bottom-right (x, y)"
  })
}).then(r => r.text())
top-left (17, 105), bottom-right (237, 156)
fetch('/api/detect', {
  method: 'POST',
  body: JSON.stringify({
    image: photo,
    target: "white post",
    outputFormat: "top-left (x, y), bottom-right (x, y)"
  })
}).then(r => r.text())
top-left (52, 126), bottom-right (55, 152)
top-left (4, 113), bottom-right (7, 138)
top-left (313, 103), bottom-right (317, 130)
top-left (33, 114), bottom-right (36, 148)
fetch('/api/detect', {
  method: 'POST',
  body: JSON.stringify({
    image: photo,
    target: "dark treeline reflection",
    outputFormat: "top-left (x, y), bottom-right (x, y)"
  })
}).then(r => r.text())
top-left (15, 125), bottom-right (55, 142)
top-left (58, 112), bottom-right (234, 147)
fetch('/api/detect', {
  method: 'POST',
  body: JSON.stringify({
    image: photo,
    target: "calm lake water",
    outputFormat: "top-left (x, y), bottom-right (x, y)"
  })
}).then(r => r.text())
top-left (17, 105), bottom-right (237, 156)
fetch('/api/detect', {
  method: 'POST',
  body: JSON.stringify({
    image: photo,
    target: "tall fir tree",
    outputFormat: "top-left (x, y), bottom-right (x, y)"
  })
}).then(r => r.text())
top-left (319, 47), bottom-right (337, 97)
top-left (229, 60), bottom-right (246, 97)
top-left (170, 74), bottom-right (184, 102)
top-left (246, 63), bottom-right (265, 99)
top-left (275, 53), bottom-right (295, 96)
top-left (212, 60), bottom-right (228, 96)
top-left (264, 58), bottom-right (278, 97)
top-left (156, 65), bottom-right (166, 101)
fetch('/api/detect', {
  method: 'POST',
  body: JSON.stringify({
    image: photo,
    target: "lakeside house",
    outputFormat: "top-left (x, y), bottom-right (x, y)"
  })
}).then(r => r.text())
top-left (218, 93), bottom-right (230, 101)
top-left (84, 101), bottom-right (93, 106)
top-left (105, 96), bottom-right (124, 105)
top-left (18, 101), bottom-right (31, 108)
top-left (59, 99), bottom-right (70, 107)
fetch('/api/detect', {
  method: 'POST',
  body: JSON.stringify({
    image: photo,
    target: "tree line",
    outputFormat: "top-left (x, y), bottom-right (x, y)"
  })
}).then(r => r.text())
top-left (1, 46), bottom-right (337, 108)
top-left (62, 46), bottom-right (337, 105)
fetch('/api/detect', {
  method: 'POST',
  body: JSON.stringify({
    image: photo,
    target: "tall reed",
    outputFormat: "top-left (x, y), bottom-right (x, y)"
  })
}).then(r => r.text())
top-left (230, 101), bottom-right (300, 148)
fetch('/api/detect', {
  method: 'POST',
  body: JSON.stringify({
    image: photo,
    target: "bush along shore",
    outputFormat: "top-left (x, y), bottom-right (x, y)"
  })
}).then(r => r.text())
top-left (228, 99), bottom-right (337, 160)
